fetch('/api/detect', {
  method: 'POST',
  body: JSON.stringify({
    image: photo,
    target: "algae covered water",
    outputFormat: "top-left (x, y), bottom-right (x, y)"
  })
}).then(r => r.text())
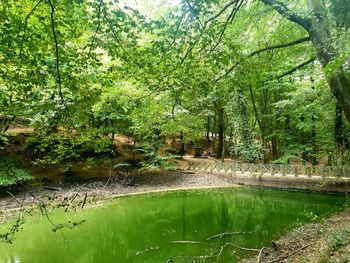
top-left (0, 187), bottom-right (346, 262)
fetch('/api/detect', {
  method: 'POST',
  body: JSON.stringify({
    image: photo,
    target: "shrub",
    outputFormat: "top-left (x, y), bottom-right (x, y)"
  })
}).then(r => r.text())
top-left (0, 158), bottom-right (32, 187)
top-left (27, 129), bottom-right (113, 169)
top-left (134, 143), bottom-right (176, 170)
top-left (229, 143), bottom-right (263, 163)
top-left (327, 227), bottom-right (350, 251)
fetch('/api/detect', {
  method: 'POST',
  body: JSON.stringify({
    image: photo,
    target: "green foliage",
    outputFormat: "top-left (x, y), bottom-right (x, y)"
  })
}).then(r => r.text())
top-left (51, 219), bottom-right (86, 233)
top-left (229, 143), bottom-right (263, 163)
top-left (141, 153), bottom-right (176, 171)
top-left (0, 133), bottom-right (10, 150)
top-left (0, 218), bottom-right (24, 244)
top-left (0, 0), bottom-right (349, 168)
top-left (134, 143), bottom-right (176, 170)
top-left (0, 158), bottom-right (32, 187)
top-left (27, 130), bottom-right (113, 168)
top-left (327, 227), bottom-right (350, 252)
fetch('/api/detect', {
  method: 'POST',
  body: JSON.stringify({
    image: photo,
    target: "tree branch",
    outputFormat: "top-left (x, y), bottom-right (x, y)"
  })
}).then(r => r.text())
top-left (276, 57), bottom-right (316, 79)
top-left (215, 36), bottom-right (311, 81)
top-left (249, 36), bottom-right (310, 57)
top-left (47, 0), bottom-right (64, 103)
top-left (259, 0), bottom-right (311, 32)
top-left (209, 0), bottom-right (245, 53)
top-left (19, 0), bottom-right (44, 63)
top-left (185, 0), bottom-right (205, 30)
top-left (181, 0), bottom-right (215, 62)
top-left (204, 0), bottom-right (239, 25)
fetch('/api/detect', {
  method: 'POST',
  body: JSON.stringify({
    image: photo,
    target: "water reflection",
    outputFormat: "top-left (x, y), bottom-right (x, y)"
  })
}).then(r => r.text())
top-left (6, 256), bottom-right (21, 263)
top-left (0, 188), bottom-right (346, 263)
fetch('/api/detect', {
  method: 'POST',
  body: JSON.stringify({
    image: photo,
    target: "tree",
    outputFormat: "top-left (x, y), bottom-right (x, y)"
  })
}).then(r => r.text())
top-left (258, 0), bottom-right (350, 123)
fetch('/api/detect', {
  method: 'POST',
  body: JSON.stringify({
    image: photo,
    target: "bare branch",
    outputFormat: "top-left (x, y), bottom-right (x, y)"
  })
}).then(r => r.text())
top-left (258, 247), bottom-right (265, 263)
top-left (268, 242), bottom-right (314, 263)
top-left (215, 61), bottom-right (239, 81)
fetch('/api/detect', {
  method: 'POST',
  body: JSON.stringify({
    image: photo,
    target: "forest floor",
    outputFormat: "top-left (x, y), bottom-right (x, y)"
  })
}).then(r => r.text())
top-left (243, 207), bottom-right (350, 263)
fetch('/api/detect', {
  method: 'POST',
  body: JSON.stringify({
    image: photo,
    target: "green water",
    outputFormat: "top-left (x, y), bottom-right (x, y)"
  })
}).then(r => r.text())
top-left (0, 187), bottom-right (347, 263)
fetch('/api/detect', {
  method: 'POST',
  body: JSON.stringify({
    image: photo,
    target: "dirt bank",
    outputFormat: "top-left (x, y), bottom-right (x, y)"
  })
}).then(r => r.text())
top-left (242, 205), bottom-right (350, 263)
top-left (0, 169), bottom-right (235, 212)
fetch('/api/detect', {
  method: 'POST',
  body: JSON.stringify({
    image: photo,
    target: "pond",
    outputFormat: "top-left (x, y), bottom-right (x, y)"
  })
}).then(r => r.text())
top-left (0, 187), bottom-right (347, 263)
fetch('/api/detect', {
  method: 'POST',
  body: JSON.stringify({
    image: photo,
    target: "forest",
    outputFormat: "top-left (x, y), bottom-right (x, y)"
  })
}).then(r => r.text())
top-left (0, 0), bottom-right (350, 262)
top-left (1, 0), bottom-right (350, 177)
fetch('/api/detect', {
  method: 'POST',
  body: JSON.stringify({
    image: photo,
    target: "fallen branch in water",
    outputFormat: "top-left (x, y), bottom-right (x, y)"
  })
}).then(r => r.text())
top-left (223, 242), bottom-right (261, 253)
top-left (207, 231), bottom-right (247, 240)
top-left (178, 254), bottom-right (217, 259)
top-left (205, 242), bottom-right (260, 259)
top-left (171, 240), bottom-right (203, 244)
top-left (268, 242), bottom-right (314, 263)
top-left (170, 240), bottom-right (218, 247)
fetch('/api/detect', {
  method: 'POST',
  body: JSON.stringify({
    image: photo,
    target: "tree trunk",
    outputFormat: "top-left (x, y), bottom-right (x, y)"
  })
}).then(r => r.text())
top-left (335, 101), bottom-right (343, 152)
top-left (307, 1), bottom-right (350, 123)
top-left (206, 115), bottom-right (210, 142)
top-left (217, 108), bottom-right (225, 160)
top-left (260, 0), bottom-right (350, 123)
top-left (310, 81), bottom-right (318, 166)
top-left (249, 85), bottom-right (267, 162)
top-left (179, 131), bottom-right (185, 156)
top-left (311, 114), bottom-right (318, 165)
top-left (271, 137), bottom-right (278, 161)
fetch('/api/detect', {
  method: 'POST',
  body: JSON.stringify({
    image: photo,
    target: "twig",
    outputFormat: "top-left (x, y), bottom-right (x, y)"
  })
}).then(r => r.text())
top-left (201, 242), bottom-right (260, 259)
top-left (207, 231), bottom-right (247, 240)
top-left (205, 0), bottom-right (239, 25)
top-left (81, 193), bottom-right (88, 209)
top-left (258, 247), bottom-right (265, 263)
top-left (47, 0), bottom-right (64, 103)
top-left (268, 242), bottom-right (314, 263)
top-left (224, 242), bottom-right (261, 252)
top-left (6, 191), bottom-right (32, 215)
top-left (171, 240), bottom-right (205, 244)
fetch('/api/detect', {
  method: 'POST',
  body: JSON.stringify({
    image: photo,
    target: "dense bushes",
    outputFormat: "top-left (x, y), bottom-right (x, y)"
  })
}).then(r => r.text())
top-left (0, 158), bottom-right (32, 187)
top-left (27, 129), bottom-right (114, 169)
top-left (229, 143), bottom-right (263, 163)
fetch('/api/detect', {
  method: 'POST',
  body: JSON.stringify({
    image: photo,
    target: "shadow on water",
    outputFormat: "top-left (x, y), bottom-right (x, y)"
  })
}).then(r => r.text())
top-left (0, 187), bottom-right (347, 263)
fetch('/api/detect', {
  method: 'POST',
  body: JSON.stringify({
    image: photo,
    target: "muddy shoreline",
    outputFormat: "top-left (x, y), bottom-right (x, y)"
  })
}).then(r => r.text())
top-left (0, 170), bottom-right (235, 211)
